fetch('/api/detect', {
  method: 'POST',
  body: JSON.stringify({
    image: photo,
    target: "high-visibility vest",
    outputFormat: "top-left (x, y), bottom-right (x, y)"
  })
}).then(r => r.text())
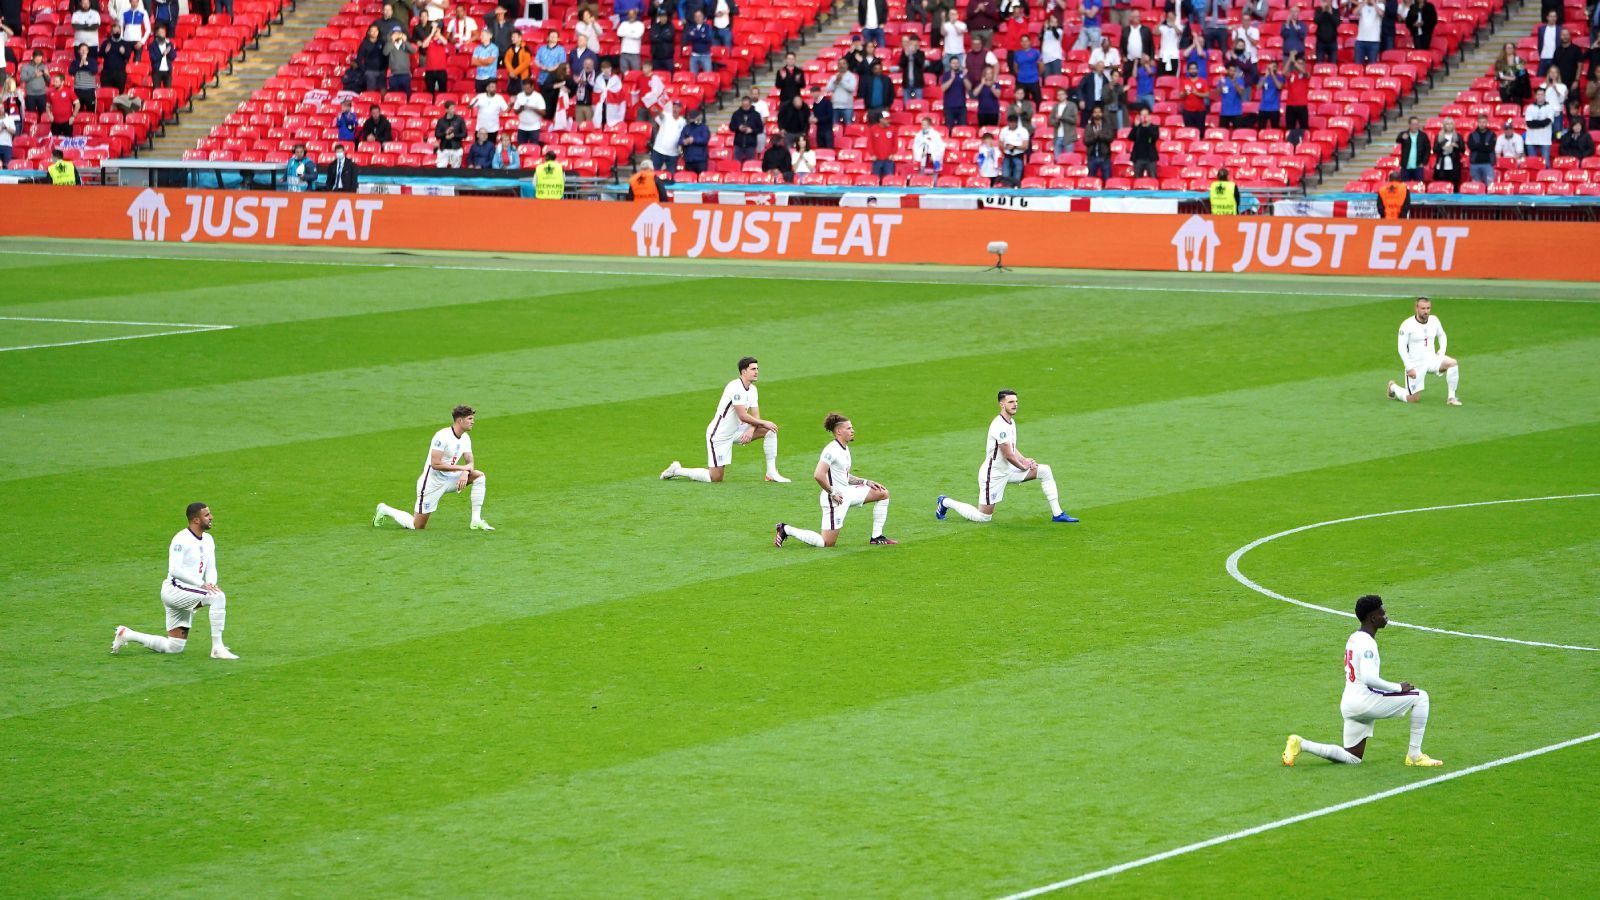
top-left (533, 160), bottom-right (565, 199)
top-left (629, 170), bottom-right (660, 203)
top-left (1378, 181), bottom-right (1409, 219)
top-left (1208, 179), bottom-right (1237, 215)
top-left (47, 159), bottom-right (78, 185)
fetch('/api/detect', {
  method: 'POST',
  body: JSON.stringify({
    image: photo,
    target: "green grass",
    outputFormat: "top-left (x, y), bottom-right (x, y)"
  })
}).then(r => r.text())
top-left (2, 246), bottom-right (1597, 897)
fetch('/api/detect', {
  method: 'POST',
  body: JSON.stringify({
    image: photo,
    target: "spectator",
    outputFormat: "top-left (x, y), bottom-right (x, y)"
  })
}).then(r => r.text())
top-left (1354, 0), bottom-right (1382, 65)
top-left (964, 64), bottom-right (995, 127)
top-left (650, 100), bottom-right (685, 172)
top-left (1178, 60), bottom-right (1209, 129)
top-left (1494, 117), bottom-right (1525, 161)
top-left (573, 6), bottom-right (604, 56)
top-left (336, 98), bottom-right (360, 141)
top-left (868, 114), bottom-right (896, 180)
top-left (708, 0), bottom-right (737, 48)
top-left (649, 10), bottom-right (675, 71)
top-left (941, 14), bottom-right (968, 71)
top-left (899, 34), bottom-right (928, 100)
top-left (386, 28), bottom-right (413, 95)
top-left (570, 31), bottom-right (597, 74)
top-left (548, 73), bottom-right (575, 131)
top-left (912, 116), bottom-right (945, 174)
top-left (859, 0), bottom-right (888, 49)
top-left (1132, 55), bottom-right (1158, 111)
top-left (1314, 0), bottom-right (1340, 62)
top-left (1156, 12), bottom-right (1184, 78)
top-left (861, 59), bottom-right (895, 120)
top-left (1536, 13), bottom-right (1559, 76)
top-left (777, 92), bottom-right (811, 148)
top-left (1082, 107), bottom-right (1115, 180)
top-left (1432, 116), bottom-right (1463, 192)
top-left (730, 95), bottom-right (761, 161)
top-left (1216, 63), bottom-right (1246, 129)
top-left (19, 50), bottom-right (48, 116)
top-left (607, 10), bottom-right (641, 74)
top-left (1466, 113), bottom-right (1496, 185)
top-left (1495, 42), bottom-right (1530, 104)
top-left (533, 150), bottom-right (564, 198)
top-left (121, 0), bottom-right (150, 62)
top-left (676, 106), bottom-right (709, 172)
top-left (1587, 35), bottom-right (1600, 130)
top-left (1183, 36), bottom-right (1209, 79)
top-left (1231, 13), bottom-right (1260, 65)
top-left (99, 29), bottom-right (131, 92)
top-left (1257, 59), bottom-right (1284, 129)
top-left (504, 31), bottom-right (532, 94)
top-left (826, 58), bottom-right (858, 126)
top-left (471, 80), bottom-right (508, 140)
top-left (1122, 10), bottom-right (1152, 77)
top-left (357, 25), bottom-right (387, 92)
top-left (284, 144), bottom-right (316, 191)
top-left (967, 0), bottom-right (1000, 50)
top-left (1244, 0), bottom-right (1270, 20)
top-left (774, 51), bottom-right (805, 104)
top-left (360, 104), bottom-right (394, 145)
top-left (939, 56), bottom-right (967, 126)
top-left (466, 129), bottom-right (495, 167)
top-left (1544, 70), bottom-right (1569, 131)
top-left (686, 11), bottom-right (713, 74)
top-left (535, 31), bottom-right (567, 85)
top-left (324, 144), bottom-right (358, 192)
top-left (513, 80), bottom-right (545, 144)
top-left (791, 134), bottom-right (815, 179)
top-left (571, 57), bottom-right (596, 125)
top-left (69, 43), bottom-right (97, 110)
top-left (1559, 119), bottom-right (1594, 159)
top-left (70, 0), bottom-right (100, 49)
top-left (1280, 5), bottom-right (1307, 61)
top-left (1042, 13), bottom-right (1067, 77)
top-left (1076, 0), bottom-right (1103, 52)
top-left (1089, 35), bottom-right (1121, 73)
top-left (0, 99), bottom-right (16, 168)
top-left (446, 5), bottom-right (477, 46)
top-left (1380, 0), bottom-right (1399, 53)
top-left (1550, 28), bottom-right (1582, 94)
top-left (1201, 0), bottom-right (1229, 51)
top-left (1406, 0), bottom-right (1437, 51)
top-left (1394, 116), bottom-right (1430, 180)
top-left (1129, 107), bottom-right (1160, 177)
top-left (45, 73), bottom-right (75, 136)
top-left (591, 59), bottom-right (622, 129)
top-left (1524, 87), bottom-right (1557, 163)
top-left (470, 31), bottom-right (498, 92)
top-left (1012, 34), bottom-right (1042, 105)
top-left (971, 130), bottom-right (998, 182)
top-left (1103, 68), bottom-right (1126, 129)
top-left (1049, 87), bottom-right (1079, 156)
top-left (490, 131), bottom-right (519, 169)
top-left (760, 131), bottom-right (792, 181)
top-left (811, 87), bottom-right (834, 149)
top-left (1377, 169), bottom-right (1409, 217)
top-left (1284, 56), bottom-right (1311, 131)
top-left (434, 100), bottom-right (468, 167)
top-left (485, 6), bottom-right (514, 57)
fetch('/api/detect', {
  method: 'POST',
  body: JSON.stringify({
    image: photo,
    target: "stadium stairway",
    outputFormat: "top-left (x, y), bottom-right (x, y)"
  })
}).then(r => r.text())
top-left (1313, 0), bottom-right (1536, 193)
top-left (146, 0), bottom-right (349, 158)
top-left (697, 0), bottom-right (856, 141)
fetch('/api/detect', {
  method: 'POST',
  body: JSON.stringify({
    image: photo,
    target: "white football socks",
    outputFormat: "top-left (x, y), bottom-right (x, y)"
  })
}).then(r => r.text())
top-left (785, 525), bottom-right (826, 547)
top-left (470, 474), bottom-right (487, 523)
top-left (1300, 738), bottom-right (1361, 764)
top-left (676, 465), bottom-right (713, 483)
top-left (763, 431), bottom-right (779, 475)
top-left (1408, 691), bottom-right (1430, 757)
top-left (1445, 364), bottom-right (1459, 399)
top-left (1037, 464), bottom-right (1064, 516)
top-left (871, 498), bottom-right (889, 538)
top-left (125, 629), bottom-right (186, 654)
top-left (377, 503), bottom-right (416, 529)
top-left (943, 497), bottom-right (992, 523)
top-left (206, 593), bottom-right (226, 648)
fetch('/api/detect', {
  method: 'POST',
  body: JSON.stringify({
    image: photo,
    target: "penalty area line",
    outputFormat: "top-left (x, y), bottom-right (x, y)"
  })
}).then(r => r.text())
top-left (0, 316), bottom-right (234, 352)
top-left (997, 730), bottom-right (1600, 899)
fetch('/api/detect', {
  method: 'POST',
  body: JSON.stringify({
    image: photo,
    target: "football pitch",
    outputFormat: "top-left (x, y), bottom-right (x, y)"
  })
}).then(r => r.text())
top-left (2, 241), bottom-right (1597, 897)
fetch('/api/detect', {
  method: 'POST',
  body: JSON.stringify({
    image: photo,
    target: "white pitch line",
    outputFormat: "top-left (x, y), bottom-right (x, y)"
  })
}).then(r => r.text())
top-left (1225, 493), bottom-right (1600, 652)
top-left (0, 316), bottom-right (233, 353)
top-left (998, 730), bottom-right (1600, 899)
top-left (0, 314), bottom-right (233, 328)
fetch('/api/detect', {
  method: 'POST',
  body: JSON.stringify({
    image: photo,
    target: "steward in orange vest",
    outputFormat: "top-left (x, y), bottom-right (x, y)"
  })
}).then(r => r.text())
top-left (1377, 173), bottom-right (1410, 219)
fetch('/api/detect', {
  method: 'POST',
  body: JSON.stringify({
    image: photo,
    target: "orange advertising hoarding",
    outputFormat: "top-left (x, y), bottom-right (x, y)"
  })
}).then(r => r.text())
top-left (1, 185), bottom-right (1593, 281)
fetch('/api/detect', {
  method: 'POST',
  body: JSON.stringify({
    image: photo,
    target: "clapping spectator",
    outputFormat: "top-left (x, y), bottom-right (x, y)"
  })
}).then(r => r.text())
top-left (761, 131), bottom-right (792, 181)
top-left (471, 80), bottom-right (508, 139)
top-left (1466, 113), bottom-right (1496, 184)
top-left (1042, 14), bottom-right (1067, 77)
top-left (939, 56), bottom-right (967, 126)
top-left (898, 35), bottom-right (928, 100)
top-left (446, 5), bottom-right (477, 47)
top-left (99, 29), bottom-right (131, 92)
top-left (571, 57), bottom-right (596, 125)
top-left (687, 11), bottom-right (713, 74)
top-left (1559, 119), bottom-right (1595, 160)
top-left (336, 99), bottom-right (360, 141)
top-left (418, 23), bottom-right (448, 93)
top-left (1314, 0), bottom-right (1340, 61)
top-left (912, 116), bottom-right (945, 174)
top-left (574, 6), bottom-right (604, 56)
top-left (466, 128), bottom-right (495, 168)
top-left (69, 43), bottom-right (98, 110)
top-left (1089, 35), bottom-right (1120, 72)
top-left (1177, 59), bottom-right (1209, 128)
top-left (1082, 107), bottom-right (1115, 180)
top-left (827, 58), bottom-right (858, 126)
top-left (434, 100), bottom-right (469, 167)
top-left (360, 104), bottom-right (394, 145)
top-left (1257, 59), bottom-right (1284, 128)
top-left (967, 0), bottom-right (1001, 50)
top-left (941, 14), bottom-right (969, 71)
top-left (678, 106), bottom-right (710, 172)
top-left (1355, 0), bottom-right (1382, 65)
top-left (1231, 13), bottom-right (1260, 64)
top-left (970, 63), bottom-right (998, 127)
top-left (1280, 6), bottom-right (1308, 61)
top-left (1432, 116), bottom-right (1463, 192)
top-left (775, 51), bottom-right (805, 103)
top-left (513, 80), bottom-right (546, 144)
top-left (1129, 107), bottom-right (1160, 177)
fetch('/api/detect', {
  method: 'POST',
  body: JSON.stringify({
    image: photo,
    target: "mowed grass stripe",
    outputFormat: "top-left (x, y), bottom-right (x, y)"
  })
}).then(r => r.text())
top-left (0, 258), bottom-right (347, 308)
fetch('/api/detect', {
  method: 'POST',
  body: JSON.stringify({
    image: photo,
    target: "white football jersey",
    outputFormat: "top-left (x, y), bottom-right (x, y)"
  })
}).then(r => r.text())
top-left (706, 378), bottom-right (759, 441)
top-left (423, 426), bottom-right (472, 481)
top-left (1342, 629), bottom-right (1400, 703)
top-left (983, 414), bottom-right (1019, 478)
top-left (167, 527), bottom-right (217, 588)
top-left (1397, 315), bottom-right (1446, 365)
top-left (819, 438), bottom-right (852, 493)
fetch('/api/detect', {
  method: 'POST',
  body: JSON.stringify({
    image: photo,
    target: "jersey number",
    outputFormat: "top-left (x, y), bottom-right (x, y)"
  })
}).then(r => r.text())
top-left (1344, 649), bottom-right (1356, 683)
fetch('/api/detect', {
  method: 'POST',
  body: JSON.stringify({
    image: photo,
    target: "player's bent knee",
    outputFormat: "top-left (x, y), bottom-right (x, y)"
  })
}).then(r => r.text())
top-left (167, 637), bottom-right (188, 654)
top-left (1036, 463), bottom-right (1053, 480)
top-left (206, 590), bottom-right (226, 607)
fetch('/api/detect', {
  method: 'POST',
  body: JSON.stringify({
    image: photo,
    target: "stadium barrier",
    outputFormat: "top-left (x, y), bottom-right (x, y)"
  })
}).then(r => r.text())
top-left (3, 184), bottom-right (1595, 281)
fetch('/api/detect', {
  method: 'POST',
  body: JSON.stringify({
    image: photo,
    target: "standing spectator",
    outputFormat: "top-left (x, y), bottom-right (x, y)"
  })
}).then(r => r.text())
top-left (1183, 35), bottom-right (1209, 79)
top-left (1013, 34), bottom-right (1042, 105)
top-left (359, 104), bottom-right (394, 145)
top-left (975, 64), bottom-right (1002, 127)
top-left (859, 0), bottom-right (888, 49)
top-left (1178, 59), bottom-right (1209, 128)
top-left (826, 58), bottom-right (858, 126)
top-left (1550, 28), bottom-right (1581, 93)
top-left (686, 11), bottom-right (713, 74)
top-left (433, 100), bottom-right (468, 167)
top-left (0, 98), bottom-right (17, 168)
top-left (535, 31), bottom-right (567, 85)
top-left (1543, 70), bottom-right (1568, 131)
top-left (1121, 10), bottom-right (1152, 78)
top-left (99, 27), bottom-right (131, 92)
top-left (616, 10), bottom-right (645, 74)
top-left (1380, 0), bottom-right (1400, 53)
top-left (868, 114), bottom-right (896, 180)
top-left (811, 86), bottom-right (834, 149)
top-left (791, 134), bottom-right (815, 179)
top-left (760, 131), bottom-right (792, 181)
top-left (1049, 87), bottom-right (1078, 156)
top-left (1406, 0), bottom-right (1437, 51)
top-left (775, 51), bottom-right (805, 104)
top-left (1231, 13), bottom-right (1261, 65)
top-left (1076, 0), bottom-right (1103, 51)
top-left (120, 0), bottom-right (150, 63)
top-left (70, 0), bottom-right (100, 49)
top-left (284, 144), bottom-right (316, 190)
top-left (678, 105), bottom-right (709, 172)
top-left (571, 57), bottom-right (596, 125)
top-left (324, 145), bottom-right (358, 192)
top-left (1201, 0), bottom-right (1229, 51)
top-left (1354, 0), bottom-right (1382, 65)
top-left (709, 0), bottom-right (737, 49)
top-left (1586, 35), bottom-right (1600, 130)
top-left (573, 6), bottom-right (604, 56)
top-left (650, 100), bottom-right (685, 172)
top-left (466, 129), bottom-right (495, 167)
top-left (471, 80), bottom-right (508, 139)
top-left (46, 73), bottom-right (76, 136)
top-left (1524, 87), bottom-right (1557, 163)
top-left (1042, 14), bottom-right (1066, 77)
top-left (898, 34), bottom-right (927, 100)
top-left (446, 5), bottom-right (477, 46)
top-left (595, 59), bottom-right (625, 129)
top-left (1134, 56), bottom-right (1158, 111)
top-left (1257, 59), bottom-right (1284, 129)
top-left (966, 0), bottom-right (1000, 51)
top-left (1494, 117), bottom-right (1525, 161)
top-left (939, 56), bottom-right (967, 126)
top-left (1157, 10), bottom-right (1182, 75)
top-left (490, 131), bottom-right (519, 168)
top-left (336, 98), bottom-right (360, 142)
top-left (861, 59), bottom-right (895, 120)
top-left (1284, 56), bottom-right (1311, 131)
top-left (69, 43), bottom-right (97, 110)
top-left (385, 28), bottom-right (413, 95)
top-left (419, 22), bottom-right (449, 94)
top-left (19, 50), bottom-right (48, 116)
top-left (357, 25), bottom-right (387, 92)
top-left (964, 131), bottom-right (994, 183)
top-left (1089, 35), bottom-right (1121, 73)
top-left (1129, 107), bottom-right (1160, 177)
top-left (471, 31), bottom-right (499, 92)
top-left (513, 80), bottom-right (545, 144)
top-left (730, 94), bottom-right (761, 160)
top-left (912, 116), bottom-right (945, 174)
top-left (373, 2), bottom-right (406, 39)
top-left (485, 6), bottom-right (514, 57)
top-left (504, 31), bottom-right (532, 94)
top-left (1560, 119), bottom-right (1594, 159)
top-left (1280, 5), bottom-right (1307, 61)
top-left (1466, 113), bottom-right (1496, 185)
top-left (1494, 42), bottom-right (1530, 103)
top-left (777, 91), bottom-right (811, 147)
top-left (941, 15), bottom-right (968, 71)
top-left (1394, 116), bottom-right (1431, 179)
top-left (649, 10), bottom-right (675, 72)
top-left (1314, 0), bottom-right (1341, 62)
top-left (1103, 68), bottom-right (1126, 129)
top-left (1082, 107), bottom-right (1115, 180)
top-left (1432, 116), bottom-right (1463, 192)
top-left (1536, 13), bottom-right (1559, 77)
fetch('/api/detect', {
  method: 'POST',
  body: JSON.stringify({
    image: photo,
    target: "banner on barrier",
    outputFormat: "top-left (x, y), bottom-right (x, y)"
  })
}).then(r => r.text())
top-left (1, 185), bottom-right (1594, 281)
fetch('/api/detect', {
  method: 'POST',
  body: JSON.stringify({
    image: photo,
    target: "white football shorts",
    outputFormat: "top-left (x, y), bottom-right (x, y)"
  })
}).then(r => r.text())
top-left (1404, 355), bottom-right (1443, 395)
top-left (819, 483), bottom-right (871, 531)
top-left (415, 471), bottom-right (465, 514)
top-left (979, 463), bottom-right (1031, 506)
top-left (161, 579), bottom-right (219, 631)
top-left (1341, 689), bottom-right (1425, 745)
